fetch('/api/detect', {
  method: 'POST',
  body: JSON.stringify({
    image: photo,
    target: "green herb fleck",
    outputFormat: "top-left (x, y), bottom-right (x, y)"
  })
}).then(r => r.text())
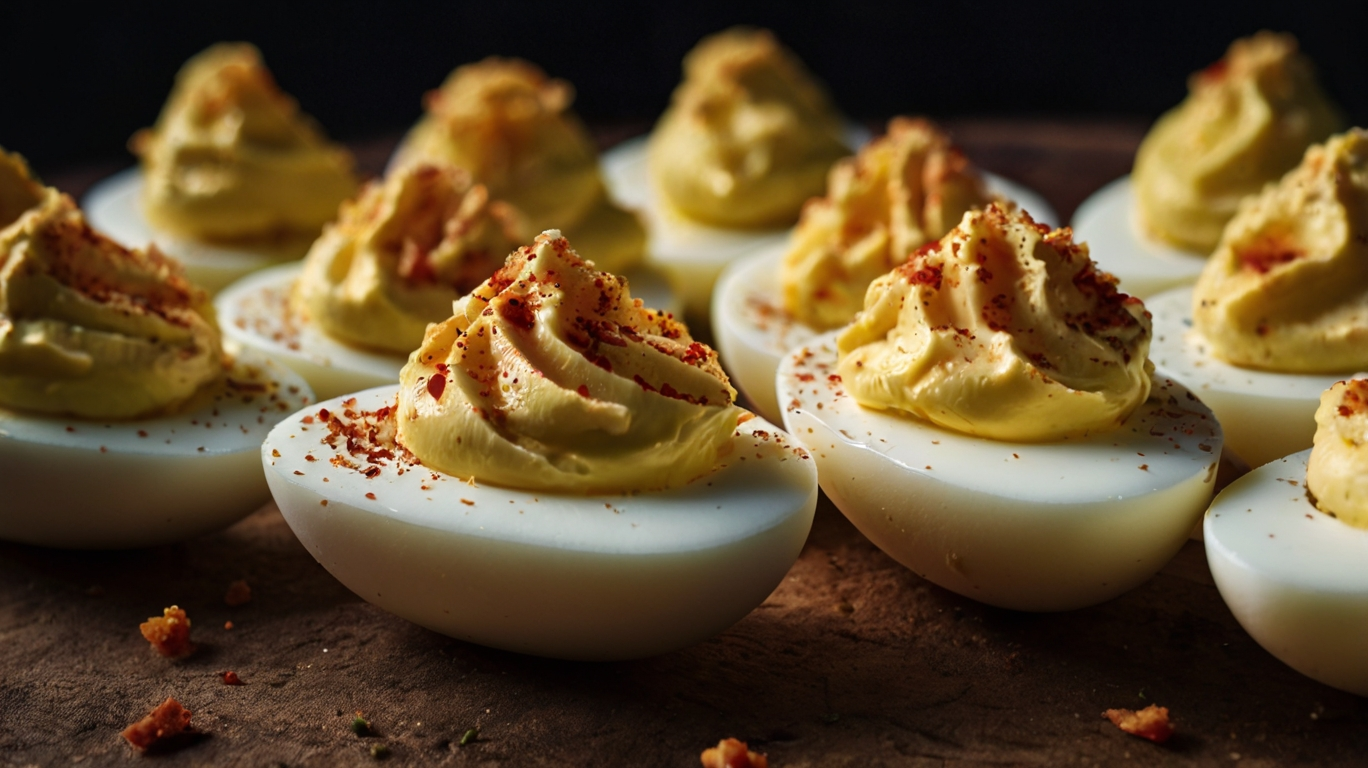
top-left (459, 727), bottom-right (479, 746)
top-left (352, 716), bottom-right (372, 736)
top-left (369, 744), bottom-right (390, 759)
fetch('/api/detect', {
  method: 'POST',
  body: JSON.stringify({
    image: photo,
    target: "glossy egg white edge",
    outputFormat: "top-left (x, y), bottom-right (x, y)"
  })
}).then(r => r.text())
top-left (777, 331), bottom-right (1223, 612)
top-left (0, 350), bottom-right (314, 549)
top-left (1205, 450), bottom-right (1368, 696)
top-left (1148, 286), bottom-right (1341, 469)
top-left (262, 387), bottom-right (818, 661)
top-left (710, 175), bottom-right (1057, 424)
top-left (216, 263), bottom-right (407, 402)
top-left (1069, 176), bottom-right (1208, 299)
top-left (83, 167), bottom-right (293, 295)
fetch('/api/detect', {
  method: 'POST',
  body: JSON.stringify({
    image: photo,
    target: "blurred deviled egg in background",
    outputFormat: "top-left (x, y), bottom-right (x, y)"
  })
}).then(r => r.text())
top-left (602, 27), bottom-right (861, 323)
top-left (1072, 32), bottom-right (1343, 298)
top-left (84, 43), bottom-right (358, 294)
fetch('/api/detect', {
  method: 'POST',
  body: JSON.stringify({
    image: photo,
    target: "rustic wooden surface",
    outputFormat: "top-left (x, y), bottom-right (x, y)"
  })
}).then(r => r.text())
top-left (4, 119), bottom-right (1367, 767)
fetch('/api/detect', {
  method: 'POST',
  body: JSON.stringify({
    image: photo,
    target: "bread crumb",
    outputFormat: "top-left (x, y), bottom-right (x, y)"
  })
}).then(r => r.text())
top-left (140, 606), bottom-right (193, 657)
top-left (1104, 704), bottom-right (1174, 743)
top-left (701, 738), bottom-right (768, 767)
top-left (121, 697), bottom-right (193, 750)
top-left (224, 579), bottom-right (252, 607)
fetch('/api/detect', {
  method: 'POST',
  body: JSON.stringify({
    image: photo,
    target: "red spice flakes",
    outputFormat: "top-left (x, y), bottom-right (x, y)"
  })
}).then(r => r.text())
top-left (304, 454), bottom-right (318, 462)
top-left (140, 606), bottom-right (193, 657)
top-left (428, 372), bottom-right (447, 400)
top-left (121, 697), bottom-right (194, 751)
top-left (700, 738), bottom-right (768, 768)
top-left (1104, 704), bottom-right (1174, 744)
top-left (137, 430), bottom-right (148, 438)
top-left (365, 492), bottom-right (377, 500)
top-left (224, 621), bottom-right (234, 630)
top-left (1337, 379), bottom-right (1368, 417)
top-left (497, 295), bottom-right (537, 330)
top-left (224, 580), bottom-right (252, 607)
top-left (302, 415), bottom-right (315, 424)
top-left (577, 384), bottom-right (591, 398)
top-left (461, 498), bottom-right (475, 506)
top-left (901, 261), bottom-right (943, 291)
top-left (1239, 234), bottom-right (1301, 274)
top-left (221, 670), bottom-right (243, 686)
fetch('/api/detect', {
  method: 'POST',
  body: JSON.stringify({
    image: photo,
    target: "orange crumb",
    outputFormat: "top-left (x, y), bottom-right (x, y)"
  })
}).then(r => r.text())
top-left (1104, 704), bottom-right (1174, 743)
top-left (224, 579), bottom-right (252, 607)
top-left (701, 737), bottom-right (768, 768)
top-left (221, 671), bottom-right (243, 685)
top-left (140, 606), bottom-right (193, 657)
top-left (121, 697), bottom-right (193, 750)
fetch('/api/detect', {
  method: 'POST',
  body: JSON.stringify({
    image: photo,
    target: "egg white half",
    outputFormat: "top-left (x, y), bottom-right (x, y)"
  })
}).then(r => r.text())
top-left (1148, 286), bottom-right (1343, 468)
top-left (0, 350), bottom-right (313, 549)
top-left (778, 332), bottom-right (1222, 611)
top-left (84, 167), bottom-right (304, 295)
top-left (263, 387), bottom-right (817, 661)
top-left (217, 262), bottom-right (682, 403)
top-left (1070, 176), bottom-right (1209, 299)
top-left (1205, 449), bottom-right (1368, 696)
top-left (216, 263), bottom-right (407, 401)
top-left (711, 175), bottom-right (1058, 422)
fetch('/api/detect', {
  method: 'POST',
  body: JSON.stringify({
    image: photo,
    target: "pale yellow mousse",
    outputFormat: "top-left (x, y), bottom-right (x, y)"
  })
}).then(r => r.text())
top-left (648, 27), bottom-right (849, 228)
top-left (0, 151), bottom-right (223, 419)
top-left (1192, 129), bottom-right (1368, 372)
top-left (781, 117), bottom-right (992, 330)
top-left (837, 204), bottom-right (1152, 442)
top-left (1307, 378), bottom-right (1368, 529)
top-left (390, 58), bottom-right (644, 275)
top-left (132, 43), bottom-right (357, 247)
top-left (293, 162), bottom-right (523, 354)
top-left (1133, 32), bottom-right (1343, 253)
top-left (396, 230), bottom-right (741, 493)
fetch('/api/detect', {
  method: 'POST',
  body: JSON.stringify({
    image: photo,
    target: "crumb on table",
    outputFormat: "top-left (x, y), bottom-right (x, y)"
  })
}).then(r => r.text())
top-left (140, 605), bottom-right (193, 657)
top-left (701, 737), bottom-right (768, 768)
top-left (121, 697), bottom-right (193, 750)
top-left (1103, 704), bottom-right (1175, 743)
top-left (224, 579), bottom-right (252, 606)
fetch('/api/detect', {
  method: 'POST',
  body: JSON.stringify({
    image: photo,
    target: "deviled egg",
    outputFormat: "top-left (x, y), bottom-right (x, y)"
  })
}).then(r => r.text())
top-left (389, 57), bottom-right (645, 278)
top-left (263, 231), bottom-right (816, 659)
top-left (779, 204), bottom-right (1221, 611)
top-left (1149, 128), bottom-right (1368, 467)
top-left (711, 117), bottom-right (1057, 421)
top-left (85, 43), bottom-right (357, 293)
top-left (602, 26), bottom-right (860, 321)
top-left (1205, 379), bottom-right (1368, 696)
top-left (1072, 32), bottom-right (1343, 298)
top-left (219, 163), bottom-right (677, 401)
top-left (0, 149), bottom-right (312, 549)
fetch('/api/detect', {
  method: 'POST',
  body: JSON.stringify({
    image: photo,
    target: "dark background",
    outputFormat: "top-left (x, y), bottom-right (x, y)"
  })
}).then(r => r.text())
top-left (4, 0), bottom-right (1365, 176)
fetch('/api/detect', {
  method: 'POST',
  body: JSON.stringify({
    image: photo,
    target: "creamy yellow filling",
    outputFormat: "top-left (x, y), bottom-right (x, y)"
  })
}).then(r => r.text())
top-left (397, 230), bottom-right (740, 493)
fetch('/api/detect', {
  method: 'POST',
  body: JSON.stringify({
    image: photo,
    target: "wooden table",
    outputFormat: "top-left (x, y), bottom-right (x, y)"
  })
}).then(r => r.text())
top-left (5, 119), bottom-right (1366, 767)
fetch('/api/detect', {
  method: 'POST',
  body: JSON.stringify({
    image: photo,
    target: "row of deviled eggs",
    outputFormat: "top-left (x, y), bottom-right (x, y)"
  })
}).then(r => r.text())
top-left (0, 26), bottom-right (1361, 698)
